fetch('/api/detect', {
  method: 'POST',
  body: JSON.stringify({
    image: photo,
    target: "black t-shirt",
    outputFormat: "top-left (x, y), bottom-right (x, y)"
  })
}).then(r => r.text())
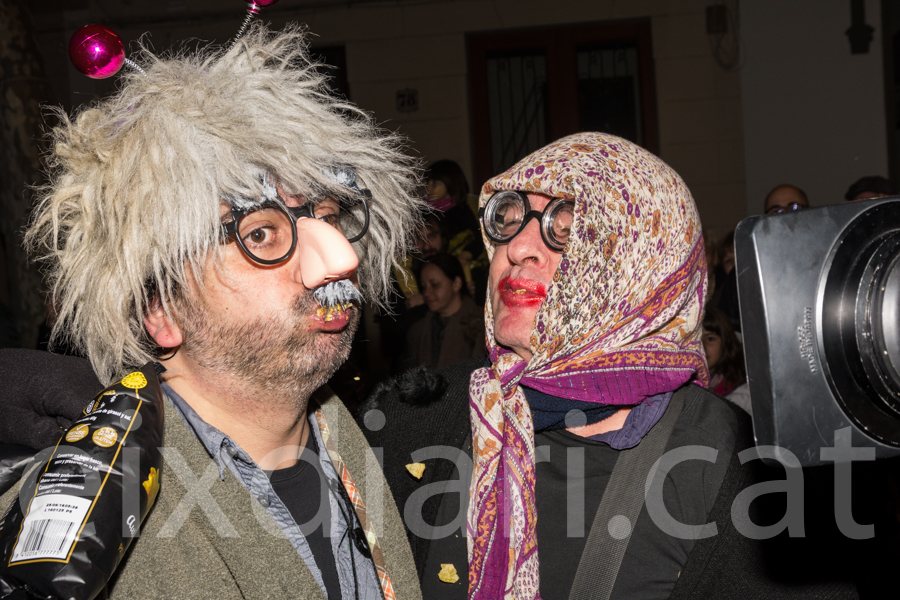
top-left (535, 395), bottom-right (736, 600)
top-left (269, 430), bottom-right (342, 600)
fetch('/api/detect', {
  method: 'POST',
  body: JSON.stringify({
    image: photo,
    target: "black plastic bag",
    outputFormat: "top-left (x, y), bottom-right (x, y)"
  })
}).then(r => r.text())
top-left (0, 447), bottom-right (35, 500)
top-left (0, 362), bottom-right (164, 600)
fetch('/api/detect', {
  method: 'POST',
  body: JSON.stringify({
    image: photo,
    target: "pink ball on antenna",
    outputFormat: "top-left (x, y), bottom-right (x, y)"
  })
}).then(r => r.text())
top-left (69, 24), bottom-right (125, 79)
top-left (245, 0), bottom-right (279, 14)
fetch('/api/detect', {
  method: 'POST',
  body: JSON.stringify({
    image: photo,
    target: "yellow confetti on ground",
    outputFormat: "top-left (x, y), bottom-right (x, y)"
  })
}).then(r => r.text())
top-left (405, 463), bottom-right (426, 479)
top-left (438, 564), bottom-right (459, 584)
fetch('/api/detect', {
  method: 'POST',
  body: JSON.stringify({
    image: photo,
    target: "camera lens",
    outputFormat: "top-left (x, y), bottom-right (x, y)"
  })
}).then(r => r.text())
top-left (821, 202), bottom-right (900, 446)
top-left (851, 231), bottom-right (900, 416)
top-left (869, 250), bottom-right (900, 408)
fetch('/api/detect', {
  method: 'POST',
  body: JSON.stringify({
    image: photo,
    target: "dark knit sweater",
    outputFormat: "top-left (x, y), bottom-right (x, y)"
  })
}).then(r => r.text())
top-left (361, 358), bottom-right (478, 581)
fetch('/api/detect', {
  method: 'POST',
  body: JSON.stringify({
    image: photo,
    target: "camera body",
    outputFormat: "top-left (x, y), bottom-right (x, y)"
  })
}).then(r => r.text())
top-left (736, 198), bottom-right (900, 466)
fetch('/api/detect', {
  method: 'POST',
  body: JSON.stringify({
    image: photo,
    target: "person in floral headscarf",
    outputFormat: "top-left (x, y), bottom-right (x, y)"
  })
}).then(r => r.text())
top-left (466, 132), bottom-right (718, 600)
top-left (365, 132), bottom-right (860, 600)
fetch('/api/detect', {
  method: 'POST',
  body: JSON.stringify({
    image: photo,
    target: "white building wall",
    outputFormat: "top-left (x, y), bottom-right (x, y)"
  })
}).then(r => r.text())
top-left (740, 0), bottom-right (889, 214)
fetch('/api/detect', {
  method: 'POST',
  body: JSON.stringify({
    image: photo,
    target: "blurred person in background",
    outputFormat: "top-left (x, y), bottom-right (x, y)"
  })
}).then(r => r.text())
top-left (718, 230), bottom-right (735, 274)
top-left (415, 212), bottom-right (447, 260)
top-left (705, 230), bottom-right (735, 305)
top-left (381, 213), bottom-right (447, 374)
top-left (424, 159), bottom-right (479, 245)
top-left (702, 306), bottom-right (751, 415)
top-left (717, 183), bottom-right (810, 333)
top-left (398, 212), bottom-right (448, 309)
top-left (399, 252), bottom-right (484, 370)
top-left (763, 183), bottom-right (809, 215)
top-left (709, 230), bottom-right (735, 316)
top-left (424, 160), bottom-right (488, 302)
top-left (844, 176), bottom-right (896, 202)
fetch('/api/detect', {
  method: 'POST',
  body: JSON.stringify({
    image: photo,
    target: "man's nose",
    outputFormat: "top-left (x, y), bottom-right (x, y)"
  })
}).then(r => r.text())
top-left (505, 216), bottom-right (548, 266)
top-left (293, 218), bottom-right (359, 289)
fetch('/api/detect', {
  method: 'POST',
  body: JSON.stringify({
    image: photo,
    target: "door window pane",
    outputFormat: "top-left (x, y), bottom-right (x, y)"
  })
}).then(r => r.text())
top-left (577, 44), bottom-right (642, 145)
top-left (486, 51), bottom-right (548, 175)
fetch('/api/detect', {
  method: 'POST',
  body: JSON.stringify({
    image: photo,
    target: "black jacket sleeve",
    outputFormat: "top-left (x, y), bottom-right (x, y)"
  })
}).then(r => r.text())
top-left (0, 349), bottom-right (101, 449)
top-left (669, 395), bottom-right (861, 600)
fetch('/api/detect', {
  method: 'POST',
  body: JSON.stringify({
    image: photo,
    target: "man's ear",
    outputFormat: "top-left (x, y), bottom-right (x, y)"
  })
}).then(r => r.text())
top-left (453, 276), bottom-right (463, 294)
top-left (144, 298), bottom-right (183, 349)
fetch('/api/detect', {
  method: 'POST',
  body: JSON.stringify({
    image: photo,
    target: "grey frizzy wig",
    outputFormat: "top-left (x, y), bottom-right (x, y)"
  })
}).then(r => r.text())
top-left (27, 24), bottom-right (423, 384)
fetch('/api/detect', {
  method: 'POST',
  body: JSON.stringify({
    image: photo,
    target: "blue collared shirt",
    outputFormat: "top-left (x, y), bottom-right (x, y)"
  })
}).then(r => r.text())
top-left (163, 383), bottom-right (382, 600)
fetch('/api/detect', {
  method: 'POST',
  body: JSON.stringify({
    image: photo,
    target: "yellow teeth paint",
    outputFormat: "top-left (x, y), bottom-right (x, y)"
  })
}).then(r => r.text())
top-left (316, 303), bottom-right (351, 320)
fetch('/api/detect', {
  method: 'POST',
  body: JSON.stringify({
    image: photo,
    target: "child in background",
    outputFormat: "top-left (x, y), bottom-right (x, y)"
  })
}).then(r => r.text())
top-left (702, 306), bottom-right (752, 414)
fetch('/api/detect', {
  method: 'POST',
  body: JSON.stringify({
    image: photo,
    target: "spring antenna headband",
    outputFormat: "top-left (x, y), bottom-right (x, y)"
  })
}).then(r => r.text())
top-left (230, 1), bottom-right (280, 50)
top-left (68, 0), bottom-right (280, 80)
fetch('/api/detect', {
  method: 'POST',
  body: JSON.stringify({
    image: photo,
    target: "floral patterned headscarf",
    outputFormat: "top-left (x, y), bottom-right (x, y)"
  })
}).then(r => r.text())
top-left (467, 133), bottom-right (708, 600)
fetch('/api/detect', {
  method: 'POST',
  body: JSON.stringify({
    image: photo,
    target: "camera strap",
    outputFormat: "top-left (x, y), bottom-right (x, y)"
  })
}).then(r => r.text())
top-left (567, 386), bottom-right (687, 600)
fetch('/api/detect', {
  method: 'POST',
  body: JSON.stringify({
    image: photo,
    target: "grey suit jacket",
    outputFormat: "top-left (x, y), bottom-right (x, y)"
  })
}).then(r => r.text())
top-left (1, 388), bottom-right (422, 600)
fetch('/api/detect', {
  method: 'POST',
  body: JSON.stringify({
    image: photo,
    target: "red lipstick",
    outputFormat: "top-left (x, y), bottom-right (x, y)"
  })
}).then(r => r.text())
top-left (499, 276), bottom-right (546, 308)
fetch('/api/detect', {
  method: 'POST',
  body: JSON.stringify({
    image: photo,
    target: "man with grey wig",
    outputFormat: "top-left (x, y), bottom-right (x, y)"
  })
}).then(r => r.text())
top-left (0, 24), bottom-right (422, 600)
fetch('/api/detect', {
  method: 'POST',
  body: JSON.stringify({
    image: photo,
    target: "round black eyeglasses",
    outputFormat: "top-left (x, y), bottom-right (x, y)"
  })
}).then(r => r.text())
top-left (220, 193), bottom-right (370, 265)
top-left (479, 190), bottom-right (574, 252)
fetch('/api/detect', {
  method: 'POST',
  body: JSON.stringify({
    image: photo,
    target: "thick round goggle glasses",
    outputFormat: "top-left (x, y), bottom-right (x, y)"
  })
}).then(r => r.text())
top-left (220, 193), bottom-right (370, 265)
top-left (479, 190), bottom-right (574, 252)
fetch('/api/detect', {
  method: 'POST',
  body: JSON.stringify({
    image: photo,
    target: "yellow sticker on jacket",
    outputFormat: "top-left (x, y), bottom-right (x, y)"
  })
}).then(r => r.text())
top-left (438, 564), bottom-right (459, 584)
top-left (405, 463), bottom-right (425, 479)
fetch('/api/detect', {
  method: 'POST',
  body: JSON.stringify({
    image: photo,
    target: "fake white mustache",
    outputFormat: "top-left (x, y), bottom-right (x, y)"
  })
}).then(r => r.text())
top-left (313, 279), bottom-right (362, 308)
